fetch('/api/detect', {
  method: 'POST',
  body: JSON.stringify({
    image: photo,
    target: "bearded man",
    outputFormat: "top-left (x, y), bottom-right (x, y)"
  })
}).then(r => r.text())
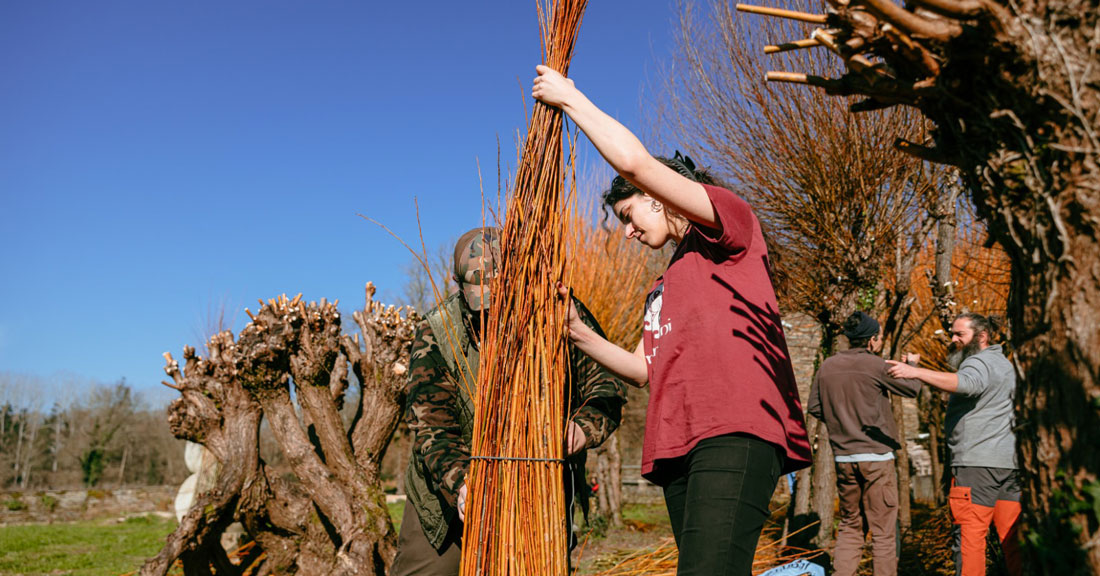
top-left (887, 313), bottom-right (1019, 576)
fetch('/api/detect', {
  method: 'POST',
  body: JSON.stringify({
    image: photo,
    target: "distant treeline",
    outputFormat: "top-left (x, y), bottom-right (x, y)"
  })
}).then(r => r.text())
top-left (0, 376), bottom-right (188, 490)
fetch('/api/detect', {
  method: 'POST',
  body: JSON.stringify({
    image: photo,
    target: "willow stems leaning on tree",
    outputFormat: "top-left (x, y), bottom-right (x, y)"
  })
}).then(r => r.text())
top-left (533, 65), bottom-right (812, 576)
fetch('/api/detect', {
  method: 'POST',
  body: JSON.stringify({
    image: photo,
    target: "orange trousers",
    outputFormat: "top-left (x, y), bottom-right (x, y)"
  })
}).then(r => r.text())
top-left (948, 484), bottom-right (1022, 576)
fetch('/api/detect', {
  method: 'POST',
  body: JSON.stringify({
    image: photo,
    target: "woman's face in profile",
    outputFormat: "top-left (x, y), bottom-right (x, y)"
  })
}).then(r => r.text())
top-left (613, 194), bottom-right (672, 249)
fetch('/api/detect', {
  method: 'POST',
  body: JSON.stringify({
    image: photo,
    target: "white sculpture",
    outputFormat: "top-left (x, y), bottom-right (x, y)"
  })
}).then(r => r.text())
top-left (174, 441), bottom-right (217, 521)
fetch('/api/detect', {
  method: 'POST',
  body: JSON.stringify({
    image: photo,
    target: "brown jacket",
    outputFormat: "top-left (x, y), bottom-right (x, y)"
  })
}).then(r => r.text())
top-left (807, 348), bottom-right (922, 456)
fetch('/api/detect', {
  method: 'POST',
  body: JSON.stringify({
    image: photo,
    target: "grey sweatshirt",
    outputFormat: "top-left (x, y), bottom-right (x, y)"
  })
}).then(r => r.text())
top-left (945, 344), bottom-right (1018, 469)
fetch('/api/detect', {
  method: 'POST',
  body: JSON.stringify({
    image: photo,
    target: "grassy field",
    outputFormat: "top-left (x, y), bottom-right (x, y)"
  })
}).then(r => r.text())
top-left (0, 515), bottom-right (177, 576)
top-left (3, 500), bottom-right (886, 576)
top-left (0, 501), bottom-right (656, 575)
top-left (0, 502), bottom-right (404, 576)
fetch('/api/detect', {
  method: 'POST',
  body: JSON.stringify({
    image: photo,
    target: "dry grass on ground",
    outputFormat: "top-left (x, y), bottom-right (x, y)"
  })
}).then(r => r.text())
top-left (573, 498), bottom-right (825, 575)
top-left (574, 500), bottom-right (1015, 576)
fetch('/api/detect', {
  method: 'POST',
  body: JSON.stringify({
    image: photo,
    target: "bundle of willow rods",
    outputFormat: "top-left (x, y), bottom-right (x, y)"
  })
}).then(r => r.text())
top-left (459, 0), bottom-right (587, 574)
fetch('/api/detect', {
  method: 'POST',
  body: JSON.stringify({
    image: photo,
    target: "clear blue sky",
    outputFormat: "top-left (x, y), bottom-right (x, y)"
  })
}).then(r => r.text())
top-left (0, 1), bottom-right (680, 406)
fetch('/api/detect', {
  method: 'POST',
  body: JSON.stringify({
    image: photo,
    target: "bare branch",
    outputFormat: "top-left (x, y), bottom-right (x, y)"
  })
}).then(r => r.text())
top-left (859, 0), bottom-right (962, 41)
top-left (908, 0), bottom-right (988, 19)
top-left (881, 23), bottom-right (941, 75)
top-left (765, 37), bottom-right (821, 54)
top-left (895, 138), bottom-right (957, 165)
top-left (765, 70), bottom-right (836, 88)
top-left (735, 3), bottom-right (828, 23)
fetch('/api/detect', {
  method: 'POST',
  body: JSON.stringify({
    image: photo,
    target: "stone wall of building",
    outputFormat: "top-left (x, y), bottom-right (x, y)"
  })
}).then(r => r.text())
top-left (0, 486), bottom-right (177, 525)
top-left (783, 312), bottom-right (823, 407)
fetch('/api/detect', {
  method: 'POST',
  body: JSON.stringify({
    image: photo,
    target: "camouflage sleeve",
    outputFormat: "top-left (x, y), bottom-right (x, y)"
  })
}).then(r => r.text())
top-left (569, 297), bottom-right (628, 449)
top-left (405, 319), bottom-right (469, 506)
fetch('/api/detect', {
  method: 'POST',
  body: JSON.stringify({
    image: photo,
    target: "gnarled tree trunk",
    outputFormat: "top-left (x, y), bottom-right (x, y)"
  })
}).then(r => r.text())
top-left (926, 177), bottom-right (961, 505)
top-left (593, 433), bottom-right (623, 528)
top-left (890, 396), bottom-right (912, 531)
top-left (793, 324), bottom-right (841, 550)
top-left (142, 284), bottom-right (418, 576)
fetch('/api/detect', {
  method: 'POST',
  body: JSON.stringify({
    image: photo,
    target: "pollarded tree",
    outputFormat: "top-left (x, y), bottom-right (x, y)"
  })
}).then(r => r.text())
top-left (141, 284), bottom-right (418, 576)
top-left (737, 1), bottom-right (1098, 571)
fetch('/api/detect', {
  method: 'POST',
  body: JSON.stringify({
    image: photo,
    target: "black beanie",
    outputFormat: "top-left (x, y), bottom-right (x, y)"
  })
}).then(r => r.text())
top-left (844, 311), bottom-right (880, 341)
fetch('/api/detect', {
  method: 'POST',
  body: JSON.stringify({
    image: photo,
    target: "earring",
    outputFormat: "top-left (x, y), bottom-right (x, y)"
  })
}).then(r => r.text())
top-left (651, 200), bottom-right (663, 212)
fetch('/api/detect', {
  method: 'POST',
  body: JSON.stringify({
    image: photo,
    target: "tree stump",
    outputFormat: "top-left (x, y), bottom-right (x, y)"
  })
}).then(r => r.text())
top-left (141, 284), bottom-right (418, 576)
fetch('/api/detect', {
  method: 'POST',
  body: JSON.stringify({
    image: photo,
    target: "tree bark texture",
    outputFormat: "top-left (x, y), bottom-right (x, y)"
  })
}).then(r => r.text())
top-left (793, 325), bottom-right (844, 548)
top-left (930, 187), bottom-right (960, 332)
top-left (890, 395), bottom-right (912, 531)
top-left (593, 433), bottom-right (623, 528)
top-left (919, 386), bottom-right (948, 506)
top-left (791, 416), bottom-right (835, 550)
top-left (923, 188), bottom-right (961, 505)
top-left (808, 419), bottom-right (836, 549)
top-left (752, 0), bottom-right (1099, 571)
top-left (141, 284), bottom-right (418, 576)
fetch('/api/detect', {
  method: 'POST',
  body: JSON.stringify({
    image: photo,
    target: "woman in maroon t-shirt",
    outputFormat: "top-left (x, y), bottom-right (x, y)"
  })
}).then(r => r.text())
top-left (534, 66), bottom-right (811, 575)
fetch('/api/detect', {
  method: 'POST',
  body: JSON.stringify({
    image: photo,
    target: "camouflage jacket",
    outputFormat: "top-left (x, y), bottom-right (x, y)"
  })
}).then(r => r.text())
top-left (404, 292), bottom-right (627, 508)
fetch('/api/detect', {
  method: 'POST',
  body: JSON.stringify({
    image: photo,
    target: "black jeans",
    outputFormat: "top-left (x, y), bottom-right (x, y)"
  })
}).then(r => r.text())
top-left (660, 434), bottom-right (782, 576)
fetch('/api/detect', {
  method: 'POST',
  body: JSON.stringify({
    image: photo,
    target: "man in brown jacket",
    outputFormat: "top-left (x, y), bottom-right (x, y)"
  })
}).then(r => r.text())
top-left (807, 311), bottom-right (922, 576)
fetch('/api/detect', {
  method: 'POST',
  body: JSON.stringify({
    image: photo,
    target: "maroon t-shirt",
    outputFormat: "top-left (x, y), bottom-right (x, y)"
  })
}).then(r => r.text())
top-left (641, 184), bottom-right (812, 479)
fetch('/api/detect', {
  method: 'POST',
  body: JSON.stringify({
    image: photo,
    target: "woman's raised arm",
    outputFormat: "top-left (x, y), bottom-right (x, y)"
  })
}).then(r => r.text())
top-left (532, 65), bottom-right (717, 230)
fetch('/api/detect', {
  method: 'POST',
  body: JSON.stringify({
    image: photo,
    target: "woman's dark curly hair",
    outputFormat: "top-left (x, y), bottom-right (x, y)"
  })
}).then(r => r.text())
top-left (600, 152), bottom-right (719, 218)
top-left (598, 151), bottom-right (789, 295)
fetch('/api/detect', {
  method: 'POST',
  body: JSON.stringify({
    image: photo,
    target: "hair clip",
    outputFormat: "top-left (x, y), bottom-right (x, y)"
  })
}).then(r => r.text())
top-left (671, 150), bottom-right (697, 180)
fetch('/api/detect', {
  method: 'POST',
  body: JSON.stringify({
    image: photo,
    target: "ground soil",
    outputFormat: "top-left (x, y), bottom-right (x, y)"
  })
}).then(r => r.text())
top-left (572, 499), bottom-right (676, 574)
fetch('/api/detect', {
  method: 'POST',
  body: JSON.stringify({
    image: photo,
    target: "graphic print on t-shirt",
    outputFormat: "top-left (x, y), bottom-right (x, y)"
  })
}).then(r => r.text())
top-left (644, 283), bottom-right (670, 364)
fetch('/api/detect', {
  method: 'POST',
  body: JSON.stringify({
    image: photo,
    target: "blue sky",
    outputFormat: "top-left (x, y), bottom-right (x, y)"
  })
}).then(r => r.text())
top-left (0, 1), bottom-right (680, 406)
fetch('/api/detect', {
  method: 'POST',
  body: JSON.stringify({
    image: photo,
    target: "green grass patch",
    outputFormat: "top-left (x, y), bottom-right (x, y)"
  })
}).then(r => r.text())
top-left (575, 501), bottom-right (671, 545)
top-left (388, 500), bottom-right (404, 530)
top-left (0, 514), bottom-right (176, 576)
top-left (621, 501), bottom-right (670, 529)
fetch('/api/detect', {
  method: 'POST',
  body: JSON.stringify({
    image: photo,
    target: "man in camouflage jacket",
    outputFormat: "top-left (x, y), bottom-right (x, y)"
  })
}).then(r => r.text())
top-left (390, 227), bottom-right (627, 576)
